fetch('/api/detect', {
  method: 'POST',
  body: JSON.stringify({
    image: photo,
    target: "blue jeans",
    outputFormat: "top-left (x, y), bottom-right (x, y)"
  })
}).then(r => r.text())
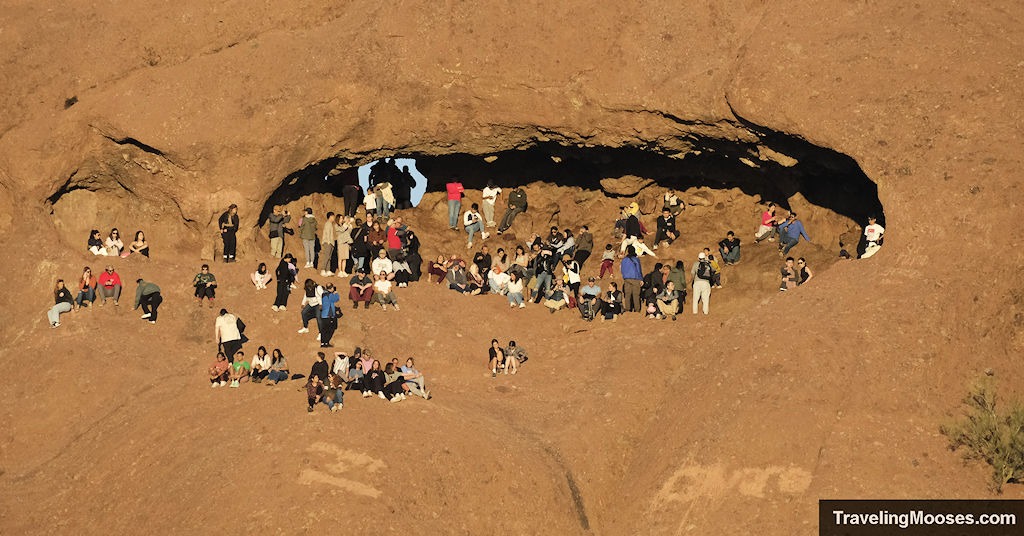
top-left (267, 370), bottom-right (289, 383)
top-left (448, 200), bottom-right (461, 228)
top-left (780, 235), bottom-right (798, 255)
top-left (720, 246), bottom-right (740, 264)
top-left (75, 287), bottom-right (96, 306)
top-left (376, 201), bottom-right (391, 220)
top-left (324, 389), bottom-right (343, 409)
top-left (533, 273), bottom-right (552, 300)
top-left (354, 256), bottom-right (366, 270)
top-left (508, 292), bottom-right (524, 306)
top-left (465, 221), bottom-right (484, 245)
top-left (490, 281), bottom-right (506, 294)
top-left (301, 304), bottom-right (319, 328)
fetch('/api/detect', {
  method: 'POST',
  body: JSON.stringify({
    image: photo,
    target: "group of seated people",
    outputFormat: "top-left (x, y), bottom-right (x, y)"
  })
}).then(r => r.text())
top-left (87, 228), bottom-right (150, 257)
top-left (208, 346), bottom-right (291, 388)
top-left (487, 339), bottom-right (529, 378)
top-left (303, 349), bottom-right (431, 412)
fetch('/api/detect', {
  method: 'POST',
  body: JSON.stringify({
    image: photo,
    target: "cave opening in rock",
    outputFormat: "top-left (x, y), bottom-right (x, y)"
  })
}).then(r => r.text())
top-left (259, 134), bottom-right (884, 261)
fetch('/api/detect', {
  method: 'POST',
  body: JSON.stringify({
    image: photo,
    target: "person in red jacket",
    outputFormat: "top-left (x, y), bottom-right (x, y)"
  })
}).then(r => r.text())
top-left (97, 265), bottom-right (122, 306)
top-left (386, 216), bottom-right (406, 259)
top-left (446, 181), bottom-right (464, 230)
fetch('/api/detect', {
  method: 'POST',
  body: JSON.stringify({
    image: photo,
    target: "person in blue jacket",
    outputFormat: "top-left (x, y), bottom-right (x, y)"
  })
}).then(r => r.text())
top-left (620, 246), bottom-right (644, 313)
top-left (318, 283), bottom-right (341, 348)
top-left (778, 213), bottom-right (811, 255)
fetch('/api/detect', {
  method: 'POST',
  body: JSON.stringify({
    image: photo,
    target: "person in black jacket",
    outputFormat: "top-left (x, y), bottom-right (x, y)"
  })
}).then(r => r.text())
top-left (403, 230), bottom-right (422, 281)
top-left (273, 254), bottom-right (296, 312)
top-left (218, 204), bottom-right (239, 263)
top-left (393, 165), bottom-right (417, 210)
top-left (47, 280), bottom-right (74, 328)
top-left (497, 186), bottom-right (527, 234)
top-left (310, 351), bottom-right (330, 383)
top-left (653, 209), bottom-right (678, 250)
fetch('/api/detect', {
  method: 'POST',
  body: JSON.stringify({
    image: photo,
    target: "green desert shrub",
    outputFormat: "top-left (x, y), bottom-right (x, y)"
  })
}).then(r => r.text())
top-left (941, 377), bottom-right (1024, 492)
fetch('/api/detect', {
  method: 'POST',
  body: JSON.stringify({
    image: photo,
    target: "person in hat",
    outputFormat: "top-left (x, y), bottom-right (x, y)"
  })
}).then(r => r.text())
top-left (580, 277), bottom-right (601, 321)
top-left (690, 252), bottom-right (713, 314)
top-left (348, 267), bottom-right (374, 308)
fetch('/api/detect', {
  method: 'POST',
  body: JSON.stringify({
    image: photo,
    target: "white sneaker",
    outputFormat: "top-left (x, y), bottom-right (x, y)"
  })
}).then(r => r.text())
top-left (510, 303), bottom-right (515, 308)
top-left (140, 313), bottom-right (151, 319)
top-left (325, 271), bottom-right (334, 276)
top-left (279, 306), bottom-right (287, 311)
top-left (393, 304), bottom-right (400, 311)
top-left (211, 382), bottom-right (219, 388)
top-left (271, 305), bottom-right (279, 312)
top-left (52, 322), bottom-right (60, 328)
top-left (220, 381), bottom-right (227, 386)
top-left (316, 334), bottom-right (320, 341)
top-left (378, 392), bottom-right (386, 400)
top-left (400, 393), bottom-right (408, 400)
top-left (519, 302), bottom-right (526, 308)
top-left (390, 395), bottom-right (402, 403)
top-left (380, 303), bottom-right (387, 310)
top-left (297, 327), bottom-right (309, 333)
top-left (337, 272), bottom-right (348, 277)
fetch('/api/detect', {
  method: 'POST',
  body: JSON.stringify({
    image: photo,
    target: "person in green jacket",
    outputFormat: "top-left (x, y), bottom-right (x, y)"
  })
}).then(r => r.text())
top-left (299, 208), bottom-right (318, 269)
top-left (134, 279), bottom-right (162, 324)
top-left (667, 260), bottom-right (687, 305)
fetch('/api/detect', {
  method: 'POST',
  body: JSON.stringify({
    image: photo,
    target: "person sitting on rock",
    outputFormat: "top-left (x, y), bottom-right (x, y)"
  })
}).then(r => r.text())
top-left (653, 208), bottom-right (678, 250)
top-left (601, 281), bottom-right (623, 321)
top-left (428, 254), bottom-right (449, 284)
top-left (473, 246), bottom-right (492, 277)
top-left (663, 190), bottom-right (685, 216)
top-left (641, 262), bottom-right (666, 307)
top-left (192, 264), bottom-right (217, 307)
top-left (620, 208), bottom-right (656, 257)
top-left (657, 281), bottom-right (681, 321)
top-left (400, 358), bottom-right (430, 399)
top-left (447, 260), bottom-right (474, 295)
top-left (74, 266), bottom-right (98, 310)
top-left (305, 375), bottom-right (324, 412)
top-left (489, 264), bottom-right (510, 295)
top-left (208, 352), bottom-right (230, 387)
top-left (97, 265), bottom-right (122, 306)
top-left (580, 277), bottom-right (601, 321)
top-left (506, 271), bottom-right (526, 308)
top-left (718, 231), bottom-right (741, 265)
top-left (509, 245), bottom-right (530, 280)
top-left (544, 280), bottom-right (570, 314)
top-left (778, 212), bottom-right (810, 256)
top-left (488, 339), bottom-right (505, 378)
top-left (349, 268), bottom-right (373, 309)
top-left (228, 351), bottom-right (251, 388)
top-left (504, 340), bottom-right (528, 371)
top-left (464, 203), bottom-right (489, 249)
top-left (251, 262), bottom-right (272, 290)
top-left (466, 262), bottom-right (488, 295)
top-left (48, 279), bottom-right (74, 328)
top-left (372, 271), bottom-right (399, 311)
top-left (797, 257), bottom-right (814, 286)
top-left (250, 346), bottom-right (271, 383)
top-left (363, 360), bottom-right (388, 400)
top-left (87, 230), bottom-right (107, 256)
top-left (105, 228), bottom-right (124, 256)
top-left (497, 185), bottom-right (526, 235)
top-left (323, 372), bottom-right (345, 412)
top-left (370, 249), bottom-right (395, 282)
top-left (128, 230), bottom-right (150, 258)
top-left (861, 215), bottom-right (885, 259)
top-left (780, 257), bottom-right (798, 291)
top-left (382, 362), bottom-right (408, 403)
top-left (266, 349), bottom-right (290, 385)
top-left (755, 203), bottom-right (779, 243)
top-left (367, 220), bottom-right (386, 260)
top-left (556, 229), bottom-right (575, 257)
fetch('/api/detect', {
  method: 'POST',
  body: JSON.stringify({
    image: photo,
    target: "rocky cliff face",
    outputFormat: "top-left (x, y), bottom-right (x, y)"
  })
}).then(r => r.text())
top-left (2, 1), bottom-right (1023, 534)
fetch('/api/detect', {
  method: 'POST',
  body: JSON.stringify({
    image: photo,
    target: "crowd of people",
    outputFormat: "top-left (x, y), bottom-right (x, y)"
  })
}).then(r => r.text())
top-left (49, 164), bottom-right (886, 413)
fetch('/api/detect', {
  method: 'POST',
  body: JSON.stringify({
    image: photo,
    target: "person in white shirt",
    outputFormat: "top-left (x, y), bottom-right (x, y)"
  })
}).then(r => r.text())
top-left (297, 279), bottom-right (323, 334)
top-left (371, 249), bottom-right (395, 280)
top-left (861, 215), bottom-right (885, 259)
top-left (105, 228), bottom-right (124, 256)
top-left (489, 265), bottom-right (511, 295)
top-left (464, 203), bottom-right (489, 248)
top-left (372, 272), bottom-right (399, 310)
top-left (506, 272), bottom-right (526, 308)
top-left (215, 308), bottom-right (243, 361)
top-left (363, 186), bottom-right (378, 220)
top-left (481, 181), bottom-right (502, 227)
top-left (251, 346), bottom-right (272, 383)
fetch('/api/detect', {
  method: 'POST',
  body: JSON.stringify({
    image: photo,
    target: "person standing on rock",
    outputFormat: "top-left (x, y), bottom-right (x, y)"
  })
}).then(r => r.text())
top-left (273, 254), bottom-right (296, 312)
top-left (268, 205), bottom-right (291, 258)
top-left (690, 252), bottom-right (712, 315)
top-left (497, 185), bottom-right (527, 234)
top-left (318, 283), bottom-right (341, 347)
top-left (219, 204), bottom-right (239, 263)
top-left (574, 225), bottom-right (594, 268)
top-left (446, 180), bottom-right (465, 230)
top-left (778, 213), bottom-right (811, 256)
top-left (861, 215), bottom-right (885, 259)
top-left (133, 278), bottom-right (162, 324)
top-left (393, 165), bottom-right (416, 210)
top-left (319, 212), bottom-right (336, 276)
top-left (341, 171), bottom-right (362, 217)
top-left (621, 246), bottom-right (644, 313)
top-left (481, 180), bottom-right (502, 228)
top-left (299, 208), bottom-right (318, 268)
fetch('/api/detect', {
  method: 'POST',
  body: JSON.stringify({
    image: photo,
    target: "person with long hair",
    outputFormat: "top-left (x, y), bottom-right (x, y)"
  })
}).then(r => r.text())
top-left (87, 230), bottom-right (107, 256)
top-left (47, 279), bottom-right (74, 328)
top-left (382, 362), bottom-right (408, 402)
top-left (367, 220), bottom-right (386, 260)
top-left (105, 228), bottom-right (124, 256)
top-left (251, 262), bottom-right (272, 289)
top-left (128, 230), bottom-right (149, 257)
top-left (350, 219), bottom-right (369, 272)
top-left (488, 339), bottom-right (504, 378)
top-left (371, 272), bottom-right (399, 311)
top-left (335, 215), bottom-right (354, 277)
top-left (272, 253), bottom-right (296, 312)
top-left (208, 352), bottom-right (230, 387)
top-left (601, 281), bottom-right (623, 321)
top-left (796, 257), bottom-right (814, 286)
top-left (266, 349), bottom-right (290, 385)
top-left (251, 346), bottom-right (271, 383)
top-left (74, 266), bottom-right (98, 310)
top-left (318, 283), bottom-right (341, 347)
top-left (298, 278), bottom-right (322, 334)
top-left (400, 357), bottom-right (430, 399)
top-left (507, 271), bottom-right (526, 308)
top-left (364, 360), bottom-right (386, 400)
top-left (428, 254), bottom-right (449, 284)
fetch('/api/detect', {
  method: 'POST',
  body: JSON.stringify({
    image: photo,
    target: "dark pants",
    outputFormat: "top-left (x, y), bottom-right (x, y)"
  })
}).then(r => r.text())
top-left (498, 207), bottom-right (524, 232)
top-left (222, 339), bottom-right (243, 362)
top-left (573, 249), bottom-right (591, 268)
top-left (141, 292), bottom-right (162, 321)
top-left (222, 232), bottom-right (236, 261)
top-left (384, 378), bottom-right (405, 400)
top-left (780, 235), bottom-right (799, 255)
top-left (274, 281), bottom-right (290, 307)
top-left (343, 186), bottom-right (361, 217)
top-left (301, 304), bottom-right (320, 328)
top-left (195, 284), bottom-right (215, 300)
top-left (320, 317), bottom-right (337, 346)
top-left (655, 230), bottom-right (676, 245)
top-left (622, 279), bottom-right (642, 312)
top-left (367, 373), bottom-right (385, 394)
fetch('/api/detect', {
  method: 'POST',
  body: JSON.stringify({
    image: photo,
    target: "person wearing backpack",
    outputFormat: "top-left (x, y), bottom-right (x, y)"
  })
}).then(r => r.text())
top-left (690, 252), bottom-right (713, 315)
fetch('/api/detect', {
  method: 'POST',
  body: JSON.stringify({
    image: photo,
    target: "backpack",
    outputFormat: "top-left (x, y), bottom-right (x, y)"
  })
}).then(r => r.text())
top-left (696, 260), bottom-right (712, 281)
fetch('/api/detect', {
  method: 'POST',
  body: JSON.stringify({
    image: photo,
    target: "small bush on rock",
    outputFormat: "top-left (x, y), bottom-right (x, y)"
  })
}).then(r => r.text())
top-left (941, 377), bottom-right (1024, 492)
